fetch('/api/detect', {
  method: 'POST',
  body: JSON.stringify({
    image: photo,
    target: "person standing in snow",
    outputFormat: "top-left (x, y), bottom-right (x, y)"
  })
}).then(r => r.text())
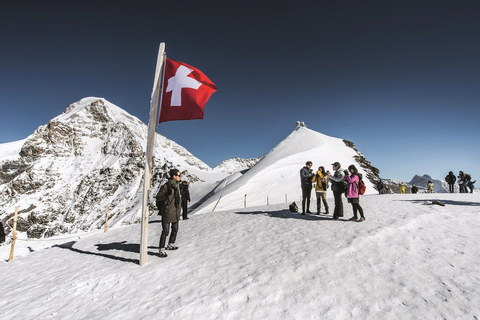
top-left (180, 181), bottom-right (191, 220)
top-left (300, 161), bottom-right (314, 214)
top-left (445, 171), bottom-right (456, 193)
top-left (427, 181), bottom-right (434, 193)
top-left (327, 162), bottom-right (345, 220)
top-left (156, 168), bottom-right (182, 258)
top-left (458, 171), bottom-right (467, 193)
top-left (399, 182), bottom-right (406, 194)
top-left (312, 166), bottom-right (329, 215)
top-left (411, 185), bottom-right (418, 194)
top-left (465, 174), bottom-right (475, 193)
top-left (344, 165), bottom-right (366, 222)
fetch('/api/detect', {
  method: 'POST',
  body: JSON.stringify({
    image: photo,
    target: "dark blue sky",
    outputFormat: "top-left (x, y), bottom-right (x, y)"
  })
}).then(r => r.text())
top-left (1, 0), bottom-right (479, 182)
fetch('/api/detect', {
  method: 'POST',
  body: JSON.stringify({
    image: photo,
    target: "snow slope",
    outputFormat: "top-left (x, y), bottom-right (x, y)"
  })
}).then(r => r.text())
top-left (1, 193), bottom-right (479, 319)
top-left (193, 126), bottom-right (378, 214)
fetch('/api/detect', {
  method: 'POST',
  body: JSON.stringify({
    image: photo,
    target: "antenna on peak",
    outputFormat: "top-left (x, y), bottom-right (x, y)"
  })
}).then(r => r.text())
top-left (295, 121), bottom-right (307, 128)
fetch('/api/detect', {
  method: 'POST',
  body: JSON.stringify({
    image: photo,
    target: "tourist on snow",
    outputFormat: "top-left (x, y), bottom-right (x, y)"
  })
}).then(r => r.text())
top-left (312, 166), bottom-right (329, 215)
top-left (465, 174), bottom-right (476, 193)
top-left (300, 161), bottom-right (314, 214)
top-left (411, 185), bottom-right (418, 194)
top-left (156, 168), bottom-right (182, 258)
top-left (327, 162), bottom-right (345, 220)
top-left (180, 181), bottom-right (191, 220)
top-left (0, 221), bottom-right (5, 243)
top-left (377, 180), bottom-right (386, 194)
top-left (399, 182), bottom-right (406, 194)
top-left (427, 181), bottom-right (434, 193)
top-left (445, 171), bottom-right (456, 193)
top-left (344, 164), bottom-right (365, 222)
top-left (458, 171), bottom-right (467, 193)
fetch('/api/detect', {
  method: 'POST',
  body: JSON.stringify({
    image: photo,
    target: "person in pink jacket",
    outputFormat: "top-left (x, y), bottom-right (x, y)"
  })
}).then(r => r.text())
top-left (344, 164), bottom-right (366, 222)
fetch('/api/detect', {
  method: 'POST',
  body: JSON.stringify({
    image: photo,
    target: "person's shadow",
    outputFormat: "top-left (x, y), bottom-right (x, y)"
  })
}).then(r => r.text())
top-left (235, 209), bottom-right (346, 221)
top-left (54, 240), bottom-right (161, 264)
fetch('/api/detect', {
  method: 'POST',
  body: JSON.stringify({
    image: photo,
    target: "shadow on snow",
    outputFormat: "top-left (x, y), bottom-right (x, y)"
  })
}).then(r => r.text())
top-left (394, 199), bottom-right (480, 206)
top-left (235, 209), bottom-right (349, 222)
top-left (54, 240), bottom-right (161, 264)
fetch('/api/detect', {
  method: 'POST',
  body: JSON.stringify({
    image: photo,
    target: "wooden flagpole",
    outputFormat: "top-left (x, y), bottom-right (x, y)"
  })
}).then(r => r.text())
top-left (139, 43), bottom-right (166, 266)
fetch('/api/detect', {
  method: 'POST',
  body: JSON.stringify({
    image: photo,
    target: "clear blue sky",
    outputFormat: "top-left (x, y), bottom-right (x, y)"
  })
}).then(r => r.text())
top-left (1, 0), bottom-right (479, 183)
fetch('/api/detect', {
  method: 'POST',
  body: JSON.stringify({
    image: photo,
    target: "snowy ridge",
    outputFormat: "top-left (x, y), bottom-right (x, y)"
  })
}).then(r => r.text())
top-left (213, 156), bottom-right (263, 174)
top-left (193, 126), bottom-right (379, 214)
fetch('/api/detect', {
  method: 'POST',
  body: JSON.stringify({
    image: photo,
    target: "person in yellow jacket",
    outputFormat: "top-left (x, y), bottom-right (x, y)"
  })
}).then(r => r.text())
top-left (399, 182), bottom-right (406, 194)
top-left (427, 181), bottom-right (434, 193)
top-left (312, 166), bottom-right (329, 215)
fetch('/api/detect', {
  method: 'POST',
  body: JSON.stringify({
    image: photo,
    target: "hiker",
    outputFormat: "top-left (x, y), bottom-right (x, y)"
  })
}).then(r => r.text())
top-left (466, 174), bottom-right (476, 193)
top-left (411, 185), bottom-right (418, 194)
top-left (427, 181), bottom-right (434, 193)
top-left (312, 166), bottom-right (329, 215)
top-left (458, 171), bottom-right (467, 193)
top-left (399, 182), bottom-right (406, 194)
top-left (377, 180), bottom-right (386, 194)
top-left (300, 161), bottom-right (314, 214)
top-left (0, 221), bottom-right (5, 243)
top-left (180, 181), bottom-right (191, 220)
top-left (327, 162), bottom-right (345, 220)
top-left (156, 168), bottom-right (182, 258)
top-left (445, 171), bottom-right (456, 193)
top-left (344, 164), bottom-right (365, 222)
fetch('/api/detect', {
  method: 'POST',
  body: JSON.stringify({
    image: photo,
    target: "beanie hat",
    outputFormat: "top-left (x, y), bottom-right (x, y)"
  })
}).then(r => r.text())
top-left (169, 168), bottom-right (180, 178)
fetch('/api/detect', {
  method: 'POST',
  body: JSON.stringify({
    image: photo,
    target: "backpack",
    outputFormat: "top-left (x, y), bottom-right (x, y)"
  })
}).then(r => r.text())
top-left (289, 202), bottom-right (298, 213)
top-left (358, 178), bottom-right (366, 195)
top-left (466, 174), bottom-right (471, 181)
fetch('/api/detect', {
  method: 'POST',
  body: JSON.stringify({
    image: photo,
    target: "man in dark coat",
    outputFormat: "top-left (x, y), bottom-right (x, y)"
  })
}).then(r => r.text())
top-left (156, 168), bottom-right (182, 258)
top-left (180, 181), bottom-right (191, 220)
top-left (300, 161), bottom-right (314, 214)
top-left (445, 171), bottom-right (456, 193)
top-left (327, 162), bottom-right (345, 220)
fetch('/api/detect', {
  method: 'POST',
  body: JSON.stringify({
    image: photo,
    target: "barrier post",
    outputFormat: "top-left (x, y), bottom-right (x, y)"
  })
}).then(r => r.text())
top-left (212, 196), bottom-right (222, 212)
top-left (104, 206), bottom-right (108, 232)
top-left (244, 194), bottom-right (246, 208)
top-left (8, 206), bottom-right (19, 262)
top-left (267, 196), bottom-right (269, 205)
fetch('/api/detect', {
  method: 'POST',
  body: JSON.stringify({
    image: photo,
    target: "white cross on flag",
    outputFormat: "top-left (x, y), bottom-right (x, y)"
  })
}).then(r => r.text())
top-left (159, 58), bottom-right (217, 123)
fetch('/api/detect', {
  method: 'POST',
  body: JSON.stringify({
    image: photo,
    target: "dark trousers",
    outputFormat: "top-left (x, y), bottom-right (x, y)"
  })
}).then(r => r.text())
top-left (351, 202), bottom-right (364, 219)
top-left (449, 184), bottom-right (454, 193)
top-left (302, 188), bottom-right (312, 213)
top-left (333, 191), bottom-right (344, 218)
top-left (159, 221), bottom-right (178, 249)
top-left (182, 201), bottom-right (188, 219)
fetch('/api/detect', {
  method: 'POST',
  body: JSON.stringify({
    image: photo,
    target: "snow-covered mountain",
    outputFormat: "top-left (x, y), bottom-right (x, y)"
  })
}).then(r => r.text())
top-left (193, 124), bottom-right (381, 214)
top-left (409, 174), bottom-right (449, 193)
top-left (213, 156), bottom-right (263, 174)
top-left (0, 97), bottom-right (227, 239)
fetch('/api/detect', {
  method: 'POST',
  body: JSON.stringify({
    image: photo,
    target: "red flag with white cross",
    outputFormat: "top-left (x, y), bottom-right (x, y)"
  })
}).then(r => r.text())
top-left (159, 58), bottom-right (217, 123)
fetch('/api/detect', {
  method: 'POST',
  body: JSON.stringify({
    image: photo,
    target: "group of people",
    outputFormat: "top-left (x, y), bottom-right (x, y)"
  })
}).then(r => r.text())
top-left (155, 168), bottom-right (191, 258)
top-left (445, 171), bottom-right (476, 193)
top-left (300, 161), bottom-right (366, 222)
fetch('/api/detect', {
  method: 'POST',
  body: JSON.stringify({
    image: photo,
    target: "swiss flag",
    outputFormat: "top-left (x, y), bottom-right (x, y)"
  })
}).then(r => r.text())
top-left (159, 58), bottom-right (217, 123)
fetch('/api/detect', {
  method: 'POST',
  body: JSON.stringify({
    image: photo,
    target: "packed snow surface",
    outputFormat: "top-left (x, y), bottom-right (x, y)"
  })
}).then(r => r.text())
top-left (1, 193), bottom-right (479, 319)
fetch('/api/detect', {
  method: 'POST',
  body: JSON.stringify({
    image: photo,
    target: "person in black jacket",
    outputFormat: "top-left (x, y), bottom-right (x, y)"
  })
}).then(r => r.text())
top-left (180, 181), bottom-right (191, 220)
top-left (327, 162), bottom-right (345, 220)
top-left (445, 171), bottom-right (456, 193)
top-left (156, 168), bottom-right (182, 258)
top-left (299, 161), bottom-right (314, 214)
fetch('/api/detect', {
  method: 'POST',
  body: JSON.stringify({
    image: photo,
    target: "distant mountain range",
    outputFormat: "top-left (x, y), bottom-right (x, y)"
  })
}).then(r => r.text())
top-left (1, 98), bottom-right (383, 239)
